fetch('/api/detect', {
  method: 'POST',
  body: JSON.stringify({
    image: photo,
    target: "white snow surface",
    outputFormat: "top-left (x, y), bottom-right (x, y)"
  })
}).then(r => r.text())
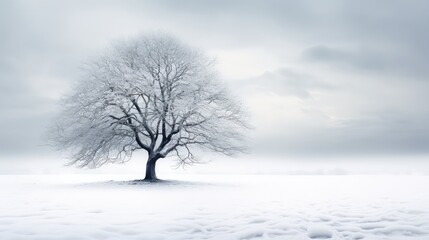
top-left (0, 174), bottom-right (428, 240)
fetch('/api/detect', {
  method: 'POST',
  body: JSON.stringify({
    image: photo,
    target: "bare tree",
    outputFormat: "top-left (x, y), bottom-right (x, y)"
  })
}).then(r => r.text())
top-left (51, 33), bottom-right (249, 181)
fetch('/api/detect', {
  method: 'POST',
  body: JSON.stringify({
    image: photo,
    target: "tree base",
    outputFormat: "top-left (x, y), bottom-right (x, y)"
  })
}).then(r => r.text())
top-left (133, 178), bottom-right (162, 183)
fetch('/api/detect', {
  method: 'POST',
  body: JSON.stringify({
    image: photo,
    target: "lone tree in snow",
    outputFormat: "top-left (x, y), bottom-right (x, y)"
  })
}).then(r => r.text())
top-left (51, 34), bottom-right (249, 181)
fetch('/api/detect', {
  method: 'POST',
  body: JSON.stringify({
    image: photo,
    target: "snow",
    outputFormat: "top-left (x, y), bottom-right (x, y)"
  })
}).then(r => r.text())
top-left (307, 224), bottom-right (334, 239)
top-left (0, 174), bottom-right (428, 239)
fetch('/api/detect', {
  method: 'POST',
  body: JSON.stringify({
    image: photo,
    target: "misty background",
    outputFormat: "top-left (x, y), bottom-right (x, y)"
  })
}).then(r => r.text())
top-left (1, 0), bottom-right (429, 175)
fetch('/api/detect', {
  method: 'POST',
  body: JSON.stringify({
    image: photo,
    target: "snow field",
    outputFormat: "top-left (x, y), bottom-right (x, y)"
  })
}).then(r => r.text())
top-left (0, 174), bottom-right (428, 239)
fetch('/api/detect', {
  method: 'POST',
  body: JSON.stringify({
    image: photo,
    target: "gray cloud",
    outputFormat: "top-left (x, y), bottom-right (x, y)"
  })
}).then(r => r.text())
top-left (234, 68), bottom-right (332, 99)
top-left (302, 46), bottom-right (387, 71)
top-left (302, 45), bottom-right (429, 80)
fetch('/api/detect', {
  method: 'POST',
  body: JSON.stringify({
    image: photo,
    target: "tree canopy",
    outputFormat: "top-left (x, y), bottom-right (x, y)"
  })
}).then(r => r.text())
top-left (51, 34), bottom-right (249, 180)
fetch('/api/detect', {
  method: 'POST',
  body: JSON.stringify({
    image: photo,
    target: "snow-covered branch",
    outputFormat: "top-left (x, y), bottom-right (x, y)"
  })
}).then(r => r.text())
top-left (50, 33), bottom-right (250, 178)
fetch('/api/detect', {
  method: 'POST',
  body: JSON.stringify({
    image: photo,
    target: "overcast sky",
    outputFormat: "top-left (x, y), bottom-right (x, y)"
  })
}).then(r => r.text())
top-left (1, 0), bottom-right (429, 173)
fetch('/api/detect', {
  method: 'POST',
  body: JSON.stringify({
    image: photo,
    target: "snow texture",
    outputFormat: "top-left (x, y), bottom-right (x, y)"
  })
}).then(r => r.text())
top-left (0, 174), bottom-right (428, 239)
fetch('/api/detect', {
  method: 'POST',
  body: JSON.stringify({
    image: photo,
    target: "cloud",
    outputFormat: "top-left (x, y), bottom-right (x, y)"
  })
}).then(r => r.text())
top-left (302, 46), bottom-right (386, 71)
top-left (234, 68), bottom-right (332, 99)
top-left (235, 65), bottom-right (429, 157)
top-left (302, 45), bottom-right (429, 80)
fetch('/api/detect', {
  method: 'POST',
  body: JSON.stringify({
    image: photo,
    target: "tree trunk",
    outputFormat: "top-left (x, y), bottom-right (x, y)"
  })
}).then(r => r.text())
top-left (144, 157), bottom-right (158, 181)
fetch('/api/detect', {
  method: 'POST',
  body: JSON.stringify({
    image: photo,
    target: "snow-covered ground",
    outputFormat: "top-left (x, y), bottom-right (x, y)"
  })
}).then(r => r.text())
top-left (0, 174), bottom-right (428, 240)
